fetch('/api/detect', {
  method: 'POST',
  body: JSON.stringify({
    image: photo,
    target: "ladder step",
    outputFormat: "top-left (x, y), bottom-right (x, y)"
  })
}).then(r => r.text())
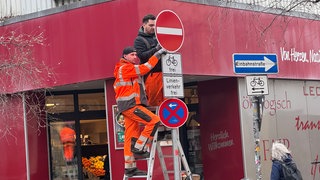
top-left (162, 155), bottom-right (173, 158)
top-left (166, 170), bottom-right (175, 174)
top-left (124, 175), bottom-right (149, 178)
top-left (134, 157), bottom-right (152, 161)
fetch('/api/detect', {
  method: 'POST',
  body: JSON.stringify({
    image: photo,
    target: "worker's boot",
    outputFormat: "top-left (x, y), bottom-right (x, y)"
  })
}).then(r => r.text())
top-left (131, 137), bottom-right (150, 159)
top-left (124, 167), bottom-right (147, 177)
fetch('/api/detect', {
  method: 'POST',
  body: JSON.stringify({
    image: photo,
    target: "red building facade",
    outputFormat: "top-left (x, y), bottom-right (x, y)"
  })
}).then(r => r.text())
top-left (1, 0), bottom-right (320, 179)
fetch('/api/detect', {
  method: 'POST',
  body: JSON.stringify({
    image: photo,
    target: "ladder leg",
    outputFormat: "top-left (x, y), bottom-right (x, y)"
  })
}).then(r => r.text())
top-left (156, 141), bottom-right (170, 180)
top-left (172, 130), bottom-right (181, 180)
top-left (123, 175), bottom-right (128, 180)
top-left (146, 130), bottom-right (159, 180)
top-left (177, 139), bottom-right (192, 179)
top-left (173, 129), bottom-right (193, 180)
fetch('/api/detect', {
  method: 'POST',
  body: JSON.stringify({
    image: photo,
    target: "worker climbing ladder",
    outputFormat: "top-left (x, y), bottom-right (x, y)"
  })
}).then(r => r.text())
top-left (123, 99), bottom-right (193, 180)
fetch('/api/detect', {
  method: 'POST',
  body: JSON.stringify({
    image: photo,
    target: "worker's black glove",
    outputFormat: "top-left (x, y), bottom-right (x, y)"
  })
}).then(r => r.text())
top-left (154, 48), bottom-right (167, 59)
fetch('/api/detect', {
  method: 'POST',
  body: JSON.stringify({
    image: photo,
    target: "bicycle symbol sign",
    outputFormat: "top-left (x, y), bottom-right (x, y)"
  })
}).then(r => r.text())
top-left (245, 75), bottom-right (269, 96)
top-left (162, 53), bottom-right (182, 74)
top-left (166, 55), bottom-right (178, 66)
top-left (250, 77), bottom-right (264, 87)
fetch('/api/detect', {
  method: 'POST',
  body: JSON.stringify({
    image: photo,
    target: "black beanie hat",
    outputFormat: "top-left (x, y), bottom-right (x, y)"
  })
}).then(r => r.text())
top-left (122, 46), bottom-right (136, 55)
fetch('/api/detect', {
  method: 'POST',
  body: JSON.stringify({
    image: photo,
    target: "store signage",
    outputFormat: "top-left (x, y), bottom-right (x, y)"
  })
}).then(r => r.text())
top-left (233, 53), bottom-right (278, 74)
top-left (158, 98), bottom-right (189, 128)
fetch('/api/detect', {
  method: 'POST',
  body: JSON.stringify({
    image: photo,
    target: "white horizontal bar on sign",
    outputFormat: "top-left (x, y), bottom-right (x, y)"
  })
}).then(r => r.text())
top-left (156, 27), bottom-right (183, 36)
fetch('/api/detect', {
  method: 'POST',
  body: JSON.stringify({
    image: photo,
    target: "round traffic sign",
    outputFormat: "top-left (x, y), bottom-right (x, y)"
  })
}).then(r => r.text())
top-left (158, 98), bottom-right (188, 128)
top-left (155, 10), bottom-right (184, 53)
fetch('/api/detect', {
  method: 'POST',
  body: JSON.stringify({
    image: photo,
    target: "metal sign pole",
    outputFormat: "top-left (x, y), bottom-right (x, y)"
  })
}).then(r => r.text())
top-left (172, 128), bottom-right (181, 180)
top-left (252, 95), bottom-right (265, 180)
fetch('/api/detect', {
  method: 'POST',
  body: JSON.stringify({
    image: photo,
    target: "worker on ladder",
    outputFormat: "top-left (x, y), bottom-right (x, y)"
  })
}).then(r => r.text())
top-left (113, 46), bottom-right (167, 177)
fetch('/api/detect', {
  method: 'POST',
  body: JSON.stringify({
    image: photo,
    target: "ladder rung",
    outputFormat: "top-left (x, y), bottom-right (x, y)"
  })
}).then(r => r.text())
top-left (124, 175), bottom-right (149, 178)
top-left (166, 170), bottom-right (175, 174)
top-left (161, 155), bottom-right (173, 158)
top-left (165, 170), bottom-right (189, 174)
top-left (134, 157), bottom-right (152, 161)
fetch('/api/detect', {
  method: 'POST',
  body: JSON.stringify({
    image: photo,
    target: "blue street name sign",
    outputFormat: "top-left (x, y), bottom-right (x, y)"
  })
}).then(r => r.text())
top-left (233, 53), bottom-right (278, 74)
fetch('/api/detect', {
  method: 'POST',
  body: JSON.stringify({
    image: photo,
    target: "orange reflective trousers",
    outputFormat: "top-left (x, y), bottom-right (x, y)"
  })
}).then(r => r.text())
top-left (145, 72), bottom-right (165, 106)
top-left (121, 105), bottom-right (160, 168)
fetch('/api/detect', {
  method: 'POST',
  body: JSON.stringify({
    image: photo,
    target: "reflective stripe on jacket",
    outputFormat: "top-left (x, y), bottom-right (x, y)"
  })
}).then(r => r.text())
top-left (113, 55), bottom-right (159, 113)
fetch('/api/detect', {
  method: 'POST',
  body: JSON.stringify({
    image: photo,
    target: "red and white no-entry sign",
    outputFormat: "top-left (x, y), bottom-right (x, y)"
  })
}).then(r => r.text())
top-left (155, 10), bottom-right (184, 53)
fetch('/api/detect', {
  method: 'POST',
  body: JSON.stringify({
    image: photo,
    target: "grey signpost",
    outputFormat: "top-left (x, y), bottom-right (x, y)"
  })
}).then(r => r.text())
top-left (233, 53), bottom-right (278, 180)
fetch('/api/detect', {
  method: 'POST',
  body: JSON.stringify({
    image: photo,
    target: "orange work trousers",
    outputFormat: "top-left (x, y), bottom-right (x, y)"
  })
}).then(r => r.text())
top-left (121, 105), bottom-right (160, 167)
top-left (145, 72), bottom-right (165, 106)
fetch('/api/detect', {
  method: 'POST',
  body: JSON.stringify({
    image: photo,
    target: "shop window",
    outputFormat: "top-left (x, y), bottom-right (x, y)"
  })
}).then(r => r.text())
top-left (186, 112), bottom-right (203, 176)
top-left (78, 93), bottom-right (105, 112)
top-left (80, 119), bottom-right (108, 179)
top-left (184, 85), bottom-right (203, 178)
top-left (184, 88), bottom-right (198, 104)
top-left (80, 119), bottom-right (107, 145)
top-left (46, 94), bottom-right (74, 113)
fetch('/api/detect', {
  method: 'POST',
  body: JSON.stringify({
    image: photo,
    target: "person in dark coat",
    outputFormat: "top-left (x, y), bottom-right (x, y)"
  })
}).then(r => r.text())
top-left (270, 142), bottom-right (301, 180)
top-left (134, 14), bottom-right (164, 106)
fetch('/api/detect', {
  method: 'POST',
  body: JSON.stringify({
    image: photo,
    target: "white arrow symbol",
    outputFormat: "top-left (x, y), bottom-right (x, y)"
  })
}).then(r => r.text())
top-left (169, 103), bottom-right (177, 108)
top-left (235, 56), bottom-right (276, 72)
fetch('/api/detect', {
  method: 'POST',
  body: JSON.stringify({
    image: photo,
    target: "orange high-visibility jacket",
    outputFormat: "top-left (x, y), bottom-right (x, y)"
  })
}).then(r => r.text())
top-left (113, 55), bottom-right (159, 113)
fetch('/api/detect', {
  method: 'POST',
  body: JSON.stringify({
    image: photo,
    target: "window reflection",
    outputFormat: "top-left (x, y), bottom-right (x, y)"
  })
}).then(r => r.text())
top-left (78, 93), bottom-right (105, 112)
top-left (46, 95), bottom-right (74, 113)
top-left (50, 121), bottom-right (78, 180)
top-left (80, 119), bottom-right (107, 145)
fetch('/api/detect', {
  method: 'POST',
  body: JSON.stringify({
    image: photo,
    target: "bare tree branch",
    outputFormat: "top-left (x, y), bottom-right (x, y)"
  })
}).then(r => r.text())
top-left (0, 29), bottom-right (57, 144)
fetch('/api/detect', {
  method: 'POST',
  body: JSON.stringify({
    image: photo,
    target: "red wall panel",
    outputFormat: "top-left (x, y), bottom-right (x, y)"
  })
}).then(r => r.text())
top-left (198, 78), bottom-right (244, 179)
top-left (0, 97), bottom-right (27, 179)
top-left (26, 92), bottom-right (49, 180)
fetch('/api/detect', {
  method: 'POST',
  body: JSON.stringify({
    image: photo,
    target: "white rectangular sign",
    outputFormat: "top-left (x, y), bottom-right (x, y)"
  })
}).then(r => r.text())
top-left (161, 53), bottom-right (182, 74)
top-left (163, 75), bottom-right (184, 98)
top-left (245, 75), bottom-right (269, 96)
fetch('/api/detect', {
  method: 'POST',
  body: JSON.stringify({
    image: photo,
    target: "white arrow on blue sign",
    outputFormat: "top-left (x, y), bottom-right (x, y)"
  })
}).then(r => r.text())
top-left (233, 53), bottom-right (278, 74)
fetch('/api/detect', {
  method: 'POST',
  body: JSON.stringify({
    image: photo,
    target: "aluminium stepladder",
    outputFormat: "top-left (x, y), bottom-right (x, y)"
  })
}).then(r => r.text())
top-left (123, 108), bottom-right (193, 180)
